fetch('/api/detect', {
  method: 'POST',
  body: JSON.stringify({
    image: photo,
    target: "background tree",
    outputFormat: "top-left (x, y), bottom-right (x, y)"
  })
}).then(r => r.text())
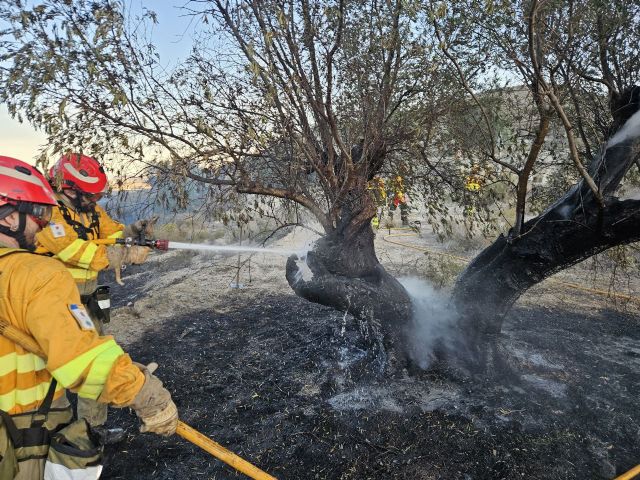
top-left (425, 0), bottom-right (640, 359)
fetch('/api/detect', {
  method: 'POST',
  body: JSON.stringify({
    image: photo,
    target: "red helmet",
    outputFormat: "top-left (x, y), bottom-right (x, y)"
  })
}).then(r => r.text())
top-left (49, 153), bottom-right (108, 195)
top-left (0, 156), bottom-right (58, 207)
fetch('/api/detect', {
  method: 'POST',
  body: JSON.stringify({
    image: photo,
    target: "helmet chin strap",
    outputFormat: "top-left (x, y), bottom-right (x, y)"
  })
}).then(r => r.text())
top-left (0, 212), bottom-right (34, 251)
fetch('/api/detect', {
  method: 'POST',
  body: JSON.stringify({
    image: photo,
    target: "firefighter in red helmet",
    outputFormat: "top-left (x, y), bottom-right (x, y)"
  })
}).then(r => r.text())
top-left (35, 153), bottom-right (153, 444)
top-left (0, 157), bottom-right (57, 248)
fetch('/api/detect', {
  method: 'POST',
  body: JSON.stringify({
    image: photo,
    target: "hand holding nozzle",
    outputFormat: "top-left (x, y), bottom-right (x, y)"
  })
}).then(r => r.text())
top-left (115, 236), bottom-right (169, 251)
top-left (33, 236), bottom-right (170, 255)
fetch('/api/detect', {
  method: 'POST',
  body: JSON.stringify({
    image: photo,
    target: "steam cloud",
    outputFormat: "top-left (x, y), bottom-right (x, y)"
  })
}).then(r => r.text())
top-left (606, 108), bottom-right (640, 149)
top-left (400, 277), bottom-right (465, 369)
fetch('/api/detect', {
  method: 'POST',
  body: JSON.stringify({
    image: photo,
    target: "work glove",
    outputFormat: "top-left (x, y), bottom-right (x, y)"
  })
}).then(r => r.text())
top-left (128, 246), bottom-right (150, 264)
top-left (128, 362), bottom-right (178, 436)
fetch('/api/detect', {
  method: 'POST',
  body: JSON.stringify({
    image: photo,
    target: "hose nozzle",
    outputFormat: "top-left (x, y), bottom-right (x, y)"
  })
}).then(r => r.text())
top-left (149, 239), bottom-right (169, 251)
top-left (117, 237), bottom-right (169, 250)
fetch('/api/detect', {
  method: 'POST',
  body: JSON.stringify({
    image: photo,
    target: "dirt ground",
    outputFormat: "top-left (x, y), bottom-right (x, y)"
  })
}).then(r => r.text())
top-left (94, 225), bottom-right (640, 479)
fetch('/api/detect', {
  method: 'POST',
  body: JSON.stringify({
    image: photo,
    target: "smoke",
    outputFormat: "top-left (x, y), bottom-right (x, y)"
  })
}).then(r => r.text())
top-left (400, 277), bottom-right (465, 370)
top-left (605, 108), bottom-right (640, 149)
top-left (556, 202), bottom-right (575, 220)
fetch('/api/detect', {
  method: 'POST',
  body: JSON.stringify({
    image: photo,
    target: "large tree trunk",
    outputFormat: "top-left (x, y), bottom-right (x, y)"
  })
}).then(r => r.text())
top-left (454, 197), bottom-right (640, 334)
top-left (285, 197), bottom-right (412, 366)
top-left (454, 105), bottom-right (640, 339)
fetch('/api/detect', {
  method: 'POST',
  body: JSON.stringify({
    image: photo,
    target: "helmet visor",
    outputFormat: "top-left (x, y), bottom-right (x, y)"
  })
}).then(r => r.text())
top-left (83, 191), bottom-right (103, 203)
top-left (28, 204), bottom-right (52, 228)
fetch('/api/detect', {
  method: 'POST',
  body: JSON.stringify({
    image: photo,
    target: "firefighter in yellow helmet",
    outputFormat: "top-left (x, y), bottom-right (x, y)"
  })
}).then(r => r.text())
top-left (35, 153), bottom-right (152, 443)
top-left (0, 155), bottom-right (177, 479)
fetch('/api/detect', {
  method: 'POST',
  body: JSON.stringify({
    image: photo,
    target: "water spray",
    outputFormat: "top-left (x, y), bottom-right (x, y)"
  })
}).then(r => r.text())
top-left (165, 241), bottom-right (296, 256)
top-left (36, 236), bottom-right (297, 257)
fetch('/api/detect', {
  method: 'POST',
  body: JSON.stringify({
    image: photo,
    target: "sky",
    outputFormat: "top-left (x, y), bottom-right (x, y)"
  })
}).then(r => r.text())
top-left (0, 1), bottom-right (197, 165)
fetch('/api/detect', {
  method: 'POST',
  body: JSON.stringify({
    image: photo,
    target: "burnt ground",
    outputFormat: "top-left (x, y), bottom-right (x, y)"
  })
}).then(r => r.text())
top-left (97, 272), bottom-right (640, 479)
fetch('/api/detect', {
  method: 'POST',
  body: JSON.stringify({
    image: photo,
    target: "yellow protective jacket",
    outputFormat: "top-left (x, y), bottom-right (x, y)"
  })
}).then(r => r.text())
top-left (0, 248), bottom-right (144, 414)
top-left (35, 196), bottom-right (124, 285)
top-left (367, 177), bottom-right (387, 206)
top-left (390, 176), bottom-right (406, 206)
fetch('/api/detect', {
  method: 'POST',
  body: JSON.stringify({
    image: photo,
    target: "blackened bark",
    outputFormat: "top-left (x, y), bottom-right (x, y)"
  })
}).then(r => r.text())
top-left (286, 217), bottom-right (412, 360)
top-left (454, 196), bottom-right (640, 334)
top-left (286, 226), bottom-right (410, 321)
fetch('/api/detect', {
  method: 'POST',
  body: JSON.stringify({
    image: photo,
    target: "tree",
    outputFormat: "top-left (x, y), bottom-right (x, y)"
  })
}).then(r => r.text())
top-left (426, 0), bottom-right (640, 357)
top-left (3, 0), bottom-right (640, 373)
top-left (0, 0), bottom-right (450, 360)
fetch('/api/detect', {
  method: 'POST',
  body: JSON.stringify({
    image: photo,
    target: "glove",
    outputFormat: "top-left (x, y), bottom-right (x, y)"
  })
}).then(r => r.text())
top-left (128, 246), bottom-right (150, 265)
top-left (128, 363), bottom-right (178, 436)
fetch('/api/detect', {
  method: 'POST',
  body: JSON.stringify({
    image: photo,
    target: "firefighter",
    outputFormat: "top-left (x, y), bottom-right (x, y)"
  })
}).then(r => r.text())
top-left (465, 165), bottom-right (482, 192)
top-left (367, 176), bottom-right (387, 229)
top-left (0, 155), bottom-right (177, 479)
top-left (389, 175), bottom-right (409, 226)
top-left (35, 153), bottom-right (151, 443)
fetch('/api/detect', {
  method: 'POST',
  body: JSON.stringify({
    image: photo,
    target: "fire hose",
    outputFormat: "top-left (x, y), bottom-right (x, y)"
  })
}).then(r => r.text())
top-left (102, 235), bottom-right (170, 250)
top-left (0, 318), bottom-right (277, 480)
top-left (614, 465), bottom-right (640, 480)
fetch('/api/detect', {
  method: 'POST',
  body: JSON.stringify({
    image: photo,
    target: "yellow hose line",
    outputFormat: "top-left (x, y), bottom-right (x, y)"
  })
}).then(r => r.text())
top-left (614, 465), bottom-right (640, 480)
top-left (384, 234), bottom-right (469, 261)
top-left (544, 279), bottom-right (640, 304)
top-left (380, 228), bottom-right (640, 305)
top-left (176, 422), bottom-right (277, 480)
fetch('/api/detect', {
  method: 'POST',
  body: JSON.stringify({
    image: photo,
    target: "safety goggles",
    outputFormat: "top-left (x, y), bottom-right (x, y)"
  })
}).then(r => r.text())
top-left (29, 205), bottom-right (53, 228)
top-left (68, 186), bottom-right (103, 204)
top-left (17, 202), bottom-right (53, 229)
top-left (83, 191), bottom-right (103, 203)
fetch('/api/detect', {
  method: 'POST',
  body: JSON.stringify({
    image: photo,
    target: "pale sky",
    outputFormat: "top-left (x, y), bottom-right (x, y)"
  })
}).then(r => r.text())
top-left (0, 1), bottom-right (196, 166)
top-left (0, 105), bottom-right (47, 164)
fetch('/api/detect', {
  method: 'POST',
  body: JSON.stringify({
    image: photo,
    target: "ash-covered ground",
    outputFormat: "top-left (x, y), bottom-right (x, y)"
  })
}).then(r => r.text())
top-left (95, 228), bottom-right (640, 479)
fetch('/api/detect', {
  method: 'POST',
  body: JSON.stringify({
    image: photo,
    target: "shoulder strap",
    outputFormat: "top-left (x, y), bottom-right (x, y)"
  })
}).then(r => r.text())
top-left (58, 203), bottom-right (100, 240)
top-left (36, 379), bottom-right (58, 417)
top-left (0, 379), bottom-right (58, 446)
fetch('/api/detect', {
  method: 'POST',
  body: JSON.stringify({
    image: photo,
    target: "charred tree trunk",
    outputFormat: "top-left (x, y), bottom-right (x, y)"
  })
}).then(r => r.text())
top-left (454, 196), bottom-right (640, 335)
top-left (286, 190), bottom-right (412, 364)
top-left (454, 89), bottom-right (640, 341)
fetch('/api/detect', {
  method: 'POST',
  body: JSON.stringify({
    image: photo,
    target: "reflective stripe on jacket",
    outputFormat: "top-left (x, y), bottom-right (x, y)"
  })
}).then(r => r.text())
top-left (35, 197), bottom-right (124, 284)
top-left (0, 248), bottom-right (144, 414)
